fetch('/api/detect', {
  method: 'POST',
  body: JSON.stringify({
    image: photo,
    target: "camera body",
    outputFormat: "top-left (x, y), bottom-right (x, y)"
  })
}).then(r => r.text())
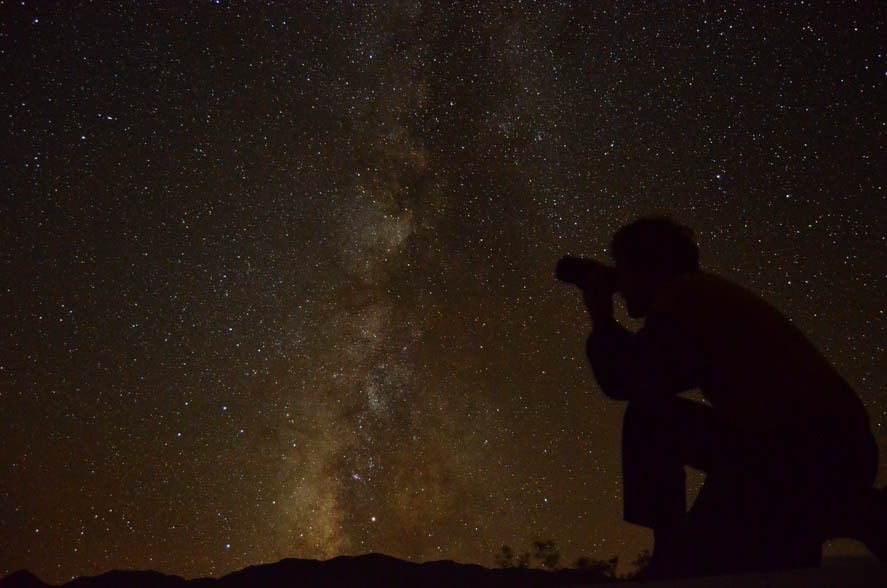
top-left (555, 256), bottom-right (619, 293)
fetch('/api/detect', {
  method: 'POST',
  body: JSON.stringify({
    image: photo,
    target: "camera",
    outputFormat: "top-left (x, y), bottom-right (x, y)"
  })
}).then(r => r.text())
top-left (555, 256), bottom-right (619, 293)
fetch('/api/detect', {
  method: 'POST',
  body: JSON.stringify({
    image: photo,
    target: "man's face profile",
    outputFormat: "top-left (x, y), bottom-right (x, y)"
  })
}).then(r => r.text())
top-left (615, 263), bottom-right (658, 319)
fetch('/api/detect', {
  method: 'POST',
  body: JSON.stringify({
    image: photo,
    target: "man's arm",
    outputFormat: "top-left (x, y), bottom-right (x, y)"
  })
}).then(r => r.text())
top-left (585, 313), bottom-right (706, 402)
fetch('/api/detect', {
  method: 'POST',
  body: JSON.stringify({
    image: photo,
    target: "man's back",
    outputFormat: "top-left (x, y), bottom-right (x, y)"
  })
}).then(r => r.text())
top-left (650, 272), bottom-right (869, 433)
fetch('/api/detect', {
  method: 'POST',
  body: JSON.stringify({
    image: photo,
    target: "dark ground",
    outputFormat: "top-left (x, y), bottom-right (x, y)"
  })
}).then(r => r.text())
top-left (0, 553), bottom-right (618, 588)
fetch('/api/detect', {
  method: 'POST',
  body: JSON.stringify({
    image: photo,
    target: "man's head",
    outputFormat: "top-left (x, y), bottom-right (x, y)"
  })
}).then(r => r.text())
top-left (610, 217), bottom-right (699, 318)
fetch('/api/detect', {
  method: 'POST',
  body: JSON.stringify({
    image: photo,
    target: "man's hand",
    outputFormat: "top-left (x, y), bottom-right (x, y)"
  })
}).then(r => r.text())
top-left (555, 255), bottom-right (618, 326)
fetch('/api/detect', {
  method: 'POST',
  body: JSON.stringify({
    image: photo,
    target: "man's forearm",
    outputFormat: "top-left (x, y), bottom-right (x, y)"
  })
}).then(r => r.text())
top-left (585, 319), bottom-right (636, 400)
top-left (583, 287), bottom-right (615, 326)
top-left (585, 314), bottom-right (703, 402)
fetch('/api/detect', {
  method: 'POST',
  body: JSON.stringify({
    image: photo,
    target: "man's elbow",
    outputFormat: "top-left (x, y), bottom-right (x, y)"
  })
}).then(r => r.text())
top-left (622, 374), bottom-right (688, 403)
top-left (602, 387), bottom-right (632, 401)
top-left (592, 375), bottom-right (633, 401)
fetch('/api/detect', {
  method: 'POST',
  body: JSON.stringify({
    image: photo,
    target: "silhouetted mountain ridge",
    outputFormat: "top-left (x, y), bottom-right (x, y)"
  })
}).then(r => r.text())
top-left (0, 571), bottom-right (46, 588)
top-left (0, 553), bottom-right (618, 588)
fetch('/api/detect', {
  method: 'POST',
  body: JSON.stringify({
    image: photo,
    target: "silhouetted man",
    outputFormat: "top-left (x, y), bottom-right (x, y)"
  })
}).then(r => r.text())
top-left (558, 217), bottom-right (883, 578)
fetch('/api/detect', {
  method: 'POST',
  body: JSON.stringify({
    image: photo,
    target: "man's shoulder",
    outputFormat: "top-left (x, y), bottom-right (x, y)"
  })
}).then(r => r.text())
top-left (651, 272), bottom-right (770, 328)
top-left (653, 272), bottom-right (726, 310)
top-left (652, 271), bottom-right (799, 346)
top-left (669, 270), bottom-right (739, 290)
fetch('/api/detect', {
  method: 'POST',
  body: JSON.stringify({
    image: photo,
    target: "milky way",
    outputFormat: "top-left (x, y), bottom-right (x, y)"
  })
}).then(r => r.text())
top-left (2, 2), bottom-right (884, 583)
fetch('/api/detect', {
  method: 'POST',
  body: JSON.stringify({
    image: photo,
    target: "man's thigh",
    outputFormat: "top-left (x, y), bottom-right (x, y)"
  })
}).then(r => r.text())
top-left (623, 396), bottom-right (719, 472)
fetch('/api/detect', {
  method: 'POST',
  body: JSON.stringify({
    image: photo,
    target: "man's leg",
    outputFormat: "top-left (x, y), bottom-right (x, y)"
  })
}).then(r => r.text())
top-left (621, 397), bottom-right (716, 529)
top-left (624, 403), bottom-right (882, 578)
top-left (678, 420), bottom-right (878, 574)
top-left (792, 424), bottom-right (882, 559)
top-left (621, 397), bottom-right (718, 577)
top-left (621, 398), bottom-right (797, 577)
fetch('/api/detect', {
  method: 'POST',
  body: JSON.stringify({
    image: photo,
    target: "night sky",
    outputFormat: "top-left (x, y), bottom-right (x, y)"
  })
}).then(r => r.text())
top-left (2, 1), bottom-right (885, 584)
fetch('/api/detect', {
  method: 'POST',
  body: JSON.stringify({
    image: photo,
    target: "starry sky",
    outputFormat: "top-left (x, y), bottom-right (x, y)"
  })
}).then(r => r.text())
top-left (2, 1), bottom-right (885, 584)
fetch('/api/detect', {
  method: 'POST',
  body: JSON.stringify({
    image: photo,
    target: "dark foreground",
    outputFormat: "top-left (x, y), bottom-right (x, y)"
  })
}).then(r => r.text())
top-left (6, 554), bottom-right (885, 588)
top-left (0, 554), bottom-right (618, 588)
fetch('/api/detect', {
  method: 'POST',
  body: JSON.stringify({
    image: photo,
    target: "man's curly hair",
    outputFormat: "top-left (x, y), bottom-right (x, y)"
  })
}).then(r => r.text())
top-left (611, 217), bottom-right (700, 276)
